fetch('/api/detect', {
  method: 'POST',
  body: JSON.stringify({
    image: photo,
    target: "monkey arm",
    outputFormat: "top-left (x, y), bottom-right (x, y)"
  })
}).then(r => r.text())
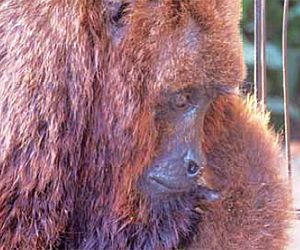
top-left (189, 95), bottom-right (293, 250)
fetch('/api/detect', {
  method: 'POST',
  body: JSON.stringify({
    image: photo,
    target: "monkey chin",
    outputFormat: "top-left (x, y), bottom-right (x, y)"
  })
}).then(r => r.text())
top-left (122, 193), bottom-right (200, 249)
top-left (125, 185), bottom-right (220, 249)
top-left (79, 174), bottom-right (220, 250)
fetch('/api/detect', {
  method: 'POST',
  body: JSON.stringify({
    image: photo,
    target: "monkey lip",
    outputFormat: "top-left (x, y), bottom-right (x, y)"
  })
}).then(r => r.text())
top-left (148, 176), bottom-right (195, 193)
top-left (147, 176), bottom-right (220, 202)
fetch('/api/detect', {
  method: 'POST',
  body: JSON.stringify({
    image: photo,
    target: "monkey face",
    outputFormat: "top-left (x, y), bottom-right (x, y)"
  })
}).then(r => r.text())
top-left (138, 86), bottom-right (219, 201)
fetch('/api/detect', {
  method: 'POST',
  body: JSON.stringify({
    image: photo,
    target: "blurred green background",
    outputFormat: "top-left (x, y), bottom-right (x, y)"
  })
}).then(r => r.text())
top-left (242, 0), bottom-right (300, 139)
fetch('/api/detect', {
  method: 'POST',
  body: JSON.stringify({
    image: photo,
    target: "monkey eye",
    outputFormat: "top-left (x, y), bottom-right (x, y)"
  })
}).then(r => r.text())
top-left (171, 92), bottom-right (193, 111)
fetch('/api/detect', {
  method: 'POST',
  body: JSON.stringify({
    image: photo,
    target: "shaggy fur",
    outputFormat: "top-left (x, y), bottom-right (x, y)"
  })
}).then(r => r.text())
top-left (0, 0), bottom-right (292, 249)
top-left (190, 96), bottom-right (293, 250)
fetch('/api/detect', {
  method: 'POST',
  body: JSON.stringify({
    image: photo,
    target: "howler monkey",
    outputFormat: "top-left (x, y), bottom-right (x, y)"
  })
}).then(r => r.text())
top-left (0, 1), bottom-right (292, 249)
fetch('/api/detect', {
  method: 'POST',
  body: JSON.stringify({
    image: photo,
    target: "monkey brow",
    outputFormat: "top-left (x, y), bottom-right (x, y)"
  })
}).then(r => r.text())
top-left (213, 84), bottom-right (240, 96)
top-left (201, 84), bottom-right (239, 100)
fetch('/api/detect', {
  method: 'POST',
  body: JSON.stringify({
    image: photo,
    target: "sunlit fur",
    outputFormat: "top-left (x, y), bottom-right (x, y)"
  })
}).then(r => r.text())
top-left (189, 95), bottom-right (293, 250)
top-left (0, 0), bottom-right (292, 249)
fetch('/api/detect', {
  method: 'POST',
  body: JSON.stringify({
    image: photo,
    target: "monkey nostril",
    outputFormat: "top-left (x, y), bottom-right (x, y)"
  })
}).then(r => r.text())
top-left (187, 160), bottom-right (201, 176)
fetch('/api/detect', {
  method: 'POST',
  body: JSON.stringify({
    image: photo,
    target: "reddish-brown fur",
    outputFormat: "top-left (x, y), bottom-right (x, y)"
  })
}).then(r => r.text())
top-left (190, 96), bottom-right (293, 250)
top-left (0, 0), bottom-right (292, 249)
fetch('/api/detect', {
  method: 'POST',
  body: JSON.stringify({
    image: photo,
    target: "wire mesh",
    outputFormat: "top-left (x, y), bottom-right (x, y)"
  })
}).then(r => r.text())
top-left (254, 0), bottom-right (295, 216)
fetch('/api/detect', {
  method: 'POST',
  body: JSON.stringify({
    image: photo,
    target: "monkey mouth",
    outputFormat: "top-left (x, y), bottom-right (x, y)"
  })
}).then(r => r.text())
top-left (145, 176), bottom-right (220, 207)
top-left (148, 176), bottom-right (192, 193)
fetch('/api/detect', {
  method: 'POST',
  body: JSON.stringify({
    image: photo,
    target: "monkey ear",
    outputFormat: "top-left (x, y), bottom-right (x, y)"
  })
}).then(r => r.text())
top-left (103, 0), bottom-right (135, 45)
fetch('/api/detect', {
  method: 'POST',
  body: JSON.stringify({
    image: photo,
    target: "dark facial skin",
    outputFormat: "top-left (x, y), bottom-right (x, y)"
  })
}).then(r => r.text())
top-left (140, 86), bottom-right (219, 201)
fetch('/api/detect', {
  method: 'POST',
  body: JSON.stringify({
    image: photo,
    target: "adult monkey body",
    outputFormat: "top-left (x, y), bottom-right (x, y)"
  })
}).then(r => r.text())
top-left (0, 0), bottom-right (292, 250)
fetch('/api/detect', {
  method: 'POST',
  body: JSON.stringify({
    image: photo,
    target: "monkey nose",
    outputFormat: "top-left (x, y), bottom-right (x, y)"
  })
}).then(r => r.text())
top-left (187, 160), bottom-right (201, 176)
top-left (184, 150), bottom-right (205, 177)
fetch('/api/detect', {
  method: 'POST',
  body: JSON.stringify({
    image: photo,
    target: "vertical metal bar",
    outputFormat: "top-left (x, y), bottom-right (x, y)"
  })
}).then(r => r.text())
top-left (282, 0), bottom-right (292, 183)
top-left (254, 0), bottom-right (267, 104)
top-left (254, 0), bottom-right (260, 100)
